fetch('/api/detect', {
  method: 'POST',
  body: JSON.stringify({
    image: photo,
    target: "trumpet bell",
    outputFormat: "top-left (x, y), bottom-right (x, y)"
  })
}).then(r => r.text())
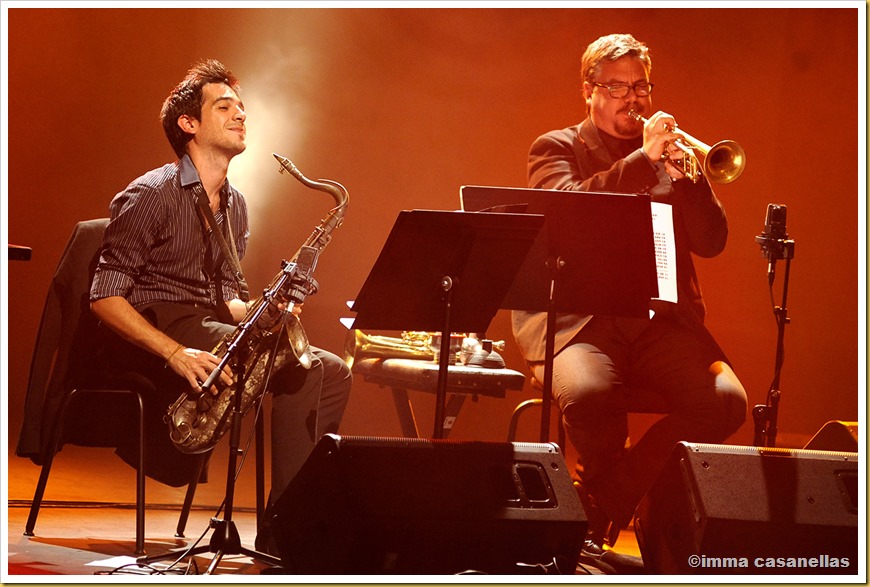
top-left (703, 140), bottom-right (746, 184)
top-left (627, 109), bottom-right (746, 185)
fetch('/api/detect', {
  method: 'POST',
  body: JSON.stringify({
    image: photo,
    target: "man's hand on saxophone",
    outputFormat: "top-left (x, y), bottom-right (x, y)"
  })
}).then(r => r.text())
top-left (167, 346), bottom-right (235, 395)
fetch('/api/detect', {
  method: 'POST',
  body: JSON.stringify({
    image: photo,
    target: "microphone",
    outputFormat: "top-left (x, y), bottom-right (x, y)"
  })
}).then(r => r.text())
top-left (755, 203), bottom-right (788, 284)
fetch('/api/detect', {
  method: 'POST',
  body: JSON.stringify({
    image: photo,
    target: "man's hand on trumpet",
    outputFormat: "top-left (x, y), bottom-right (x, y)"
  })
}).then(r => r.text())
top-left (641, 110), bottom-right (688, 181)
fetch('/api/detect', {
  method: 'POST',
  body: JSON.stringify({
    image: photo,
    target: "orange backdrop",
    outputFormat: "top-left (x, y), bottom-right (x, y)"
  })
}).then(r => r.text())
top-left (5, 7), bottom-right (861, 477)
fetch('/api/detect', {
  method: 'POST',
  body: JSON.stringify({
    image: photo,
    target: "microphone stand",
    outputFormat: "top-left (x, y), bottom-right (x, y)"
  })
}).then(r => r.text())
top-left (139, 259), bottom-right (315, 573)
top-left (202, 338), bottom-right (284, 573)
top-left (138, 323), bottom-right (285, 572)
top-left (752, 233), bottom-right (795, 448)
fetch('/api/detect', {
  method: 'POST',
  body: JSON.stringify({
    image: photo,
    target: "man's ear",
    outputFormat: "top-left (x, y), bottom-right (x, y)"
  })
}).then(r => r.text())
top-left (582, 81), bottom-right (593, 104)
top-left (177, 115), bottom-right (197, 135)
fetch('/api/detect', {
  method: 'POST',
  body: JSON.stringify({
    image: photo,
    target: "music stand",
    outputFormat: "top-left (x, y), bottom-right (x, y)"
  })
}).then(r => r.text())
top-left (9, 244), bottom-right (32, 261)
top-left (350, 209), bottom-right (544, 438)
top-left (461, 185), bottom-right (659, 441)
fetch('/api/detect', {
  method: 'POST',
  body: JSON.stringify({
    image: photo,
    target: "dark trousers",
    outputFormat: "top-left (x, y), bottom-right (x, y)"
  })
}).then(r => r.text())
top-left (530, 313), bottom-right (746, 527)
top-left (105, 302), bottom-right (352, 496)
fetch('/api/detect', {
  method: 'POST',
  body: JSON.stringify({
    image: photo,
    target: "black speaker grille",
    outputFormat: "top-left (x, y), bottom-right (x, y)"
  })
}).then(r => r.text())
top-left (635, 442), bottom-right (859, 575)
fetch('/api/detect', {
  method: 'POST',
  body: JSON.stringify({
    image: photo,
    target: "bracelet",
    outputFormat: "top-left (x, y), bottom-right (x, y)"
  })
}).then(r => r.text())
top-left (165, 343), bottom-right (185, 367)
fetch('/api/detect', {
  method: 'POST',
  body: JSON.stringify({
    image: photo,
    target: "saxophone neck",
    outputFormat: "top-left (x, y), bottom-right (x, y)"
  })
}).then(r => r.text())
top-left (318, 179), bottom-right (349, 216)
top-left (273, 152), bottom-right (348, 213)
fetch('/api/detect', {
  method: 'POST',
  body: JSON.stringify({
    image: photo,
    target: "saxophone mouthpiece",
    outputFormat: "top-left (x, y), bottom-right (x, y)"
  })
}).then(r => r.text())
top-left (272, 153), bottom-right (315, 185)
top-left (273, 152), bottom-right (296, 175)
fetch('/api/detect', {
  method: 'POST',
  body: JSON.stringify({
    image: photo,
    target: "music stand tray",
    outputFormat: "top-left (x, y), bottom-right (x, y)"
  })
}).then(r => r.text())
top-left (461, 185), bottom-right (659, 440)
top-left (351, 209), bottom-right (544, 437)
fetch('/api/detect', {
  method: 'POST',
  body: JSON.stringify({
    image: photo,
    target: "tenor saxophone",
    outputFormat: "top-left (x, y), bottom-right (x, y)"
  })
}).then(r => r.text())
top-left (165, 154), bottom-right (349, 454)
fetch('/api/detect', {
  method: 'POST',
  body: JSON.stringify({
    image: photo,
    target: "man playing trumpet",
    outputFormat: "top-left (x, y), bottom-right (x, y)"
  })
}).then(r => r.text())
top-left (511, 33), bottom-right (747, 559)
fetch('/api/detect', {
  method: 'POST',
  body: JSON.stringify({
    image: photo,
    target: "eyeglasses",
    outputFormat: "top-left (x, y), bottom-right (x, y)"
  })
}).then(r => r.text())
top-left (592, 81), bottom-right (654, 99)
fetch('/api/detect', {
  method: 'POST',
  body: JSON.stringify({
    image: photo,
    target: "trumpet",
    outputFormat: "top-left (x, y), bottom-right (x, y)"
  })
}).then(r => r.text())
top-left (344, 329), bottom-right (506, 368)
top-left (628, 110), bottom-right (746, 184)
top-left (344, 330), bottom-right (436, 368)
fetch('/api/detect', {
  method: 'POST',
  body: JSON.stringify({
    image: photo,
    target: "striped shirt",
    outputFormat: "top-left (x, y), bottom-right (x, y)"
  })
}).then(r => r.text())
top-left (90, 154), bottom-right (250, 309)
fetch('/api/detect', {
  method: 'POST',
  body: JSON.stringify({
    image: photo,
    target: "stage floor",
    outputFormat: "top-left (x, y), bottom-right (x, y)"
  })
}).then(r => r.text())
top-left (6, 504), bottom-right (270, 576)
top-left (6, 445), bottom-right (642, 577)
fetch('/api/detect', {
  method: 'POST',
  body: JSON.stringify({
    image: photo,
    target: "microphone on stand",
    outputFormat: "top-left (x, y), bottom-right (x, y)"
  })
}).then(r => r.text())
top-left (755, 203), bottom-right (788, 284)
top-left (751, 204), bottom-right (796, 448)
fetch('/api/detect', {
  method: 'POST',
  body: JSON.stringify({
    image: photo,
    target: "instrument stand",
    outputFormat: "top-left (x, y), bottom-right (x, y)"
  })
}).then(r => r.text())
top-left (460, 186), bottom-right (659, 442)
top-left (752, 238), bottom-right (795, 448)
top-left (350, 209), bottom-right (543, 439)
top-left (138, 324), bottom-right (287, 573)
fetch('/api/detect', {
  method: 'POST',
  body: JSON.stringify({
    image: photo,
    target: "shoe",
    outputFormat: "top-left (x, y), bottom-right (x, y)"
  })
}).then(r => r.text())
top-left (578, 538), bottom-right (646, 575)
top-left (578, 539), bottom-right (618, 574)
top-left (574, 480), bottom-right (620, 548)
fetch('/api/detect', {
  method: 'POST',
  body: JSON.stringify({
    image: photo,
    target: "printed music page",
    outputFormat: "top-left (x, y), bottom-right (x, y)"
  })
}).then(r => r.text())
top-left (651, 202), bottom-right (678, 304)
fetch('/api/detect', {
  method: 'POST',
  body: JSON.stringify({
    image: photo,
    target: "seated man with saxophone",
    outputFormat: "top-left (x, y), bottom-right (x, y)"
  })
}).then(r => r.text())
top-left (512, 34), bottom-right (747, 559)
top-left (89, 59), bottom-right (351, 555)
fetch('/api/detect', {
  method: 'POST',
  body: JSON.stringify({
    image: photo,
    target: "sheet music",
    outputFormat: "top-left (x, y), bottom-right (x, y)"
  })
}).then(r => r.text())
top-left (651, 202), bottom-right (677, 304)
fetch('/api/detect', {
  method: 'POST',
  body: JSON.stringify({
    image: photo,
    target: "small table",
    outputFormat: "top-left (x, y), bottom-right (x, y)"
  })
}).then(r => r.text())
top-left (352, 357), bottom-right (526, 439)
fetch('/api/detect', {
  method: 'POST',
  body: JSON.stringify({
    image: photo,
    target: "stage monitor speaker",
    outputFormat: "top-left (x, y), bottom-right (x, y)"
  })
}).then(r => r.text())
top-left (635, 442), bottom-right (858, 575)
top-left (270, 434), bottom-right (586, 575)
top-left (804, 421), bottom-right (859, 452)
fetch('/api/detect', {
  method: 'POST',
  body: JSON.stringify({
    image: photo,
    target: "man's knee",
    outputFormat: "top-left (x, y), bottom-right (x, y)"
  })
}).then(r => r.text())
top-left (711, 361), bottom-right (748, 437)
top-left (557, 380), bottom-right (626, 426)
top-left (316, 349), bottom-right (351, 383)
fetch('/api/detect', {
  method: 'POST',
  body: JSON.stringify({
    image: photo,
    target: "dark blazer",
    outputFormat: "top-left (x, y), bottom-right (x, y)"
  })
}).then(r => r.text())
top-left (16, 219), bottom-right (207, 487)
top-left (16, 219), bottom-right (110, 462)
top-left (511, 119), bottom-right (729, 363)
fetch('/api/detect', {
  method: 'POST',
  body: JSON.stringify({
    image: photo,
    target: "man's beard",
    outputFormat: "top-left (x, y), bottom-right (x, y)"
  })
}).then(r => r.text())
top-left (222, 138), bottom-right (246, 157)
top-left (613, 105), bottom-right (643, 138)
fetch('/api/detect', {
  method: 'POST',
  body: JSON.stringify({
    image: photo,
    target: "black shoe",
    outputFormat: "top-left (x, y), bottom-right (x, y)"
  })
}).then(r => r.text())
top-left (574, 480), bottom-right (620, 548)
top-left (578, 539), bottom-right (618, 574)
top-left (578, 538), bottom-right (646, 575)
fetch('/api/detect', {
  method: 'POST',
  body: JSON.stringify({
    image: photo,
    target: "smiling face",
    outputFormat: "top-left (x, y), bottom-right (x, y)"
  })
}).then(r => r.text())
top-left (181, 82), bottom-right (247, 159)
top-left (583, 55), bottom-right (651, 139)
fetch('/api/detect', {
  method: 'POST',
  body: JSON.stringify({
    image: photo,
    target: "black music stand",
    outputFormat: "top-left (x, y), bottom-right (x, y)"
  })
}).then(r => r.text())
top-left (350, 209), bottom-right (544, 439)
top-left (461, 186), bottom-right (659, 441)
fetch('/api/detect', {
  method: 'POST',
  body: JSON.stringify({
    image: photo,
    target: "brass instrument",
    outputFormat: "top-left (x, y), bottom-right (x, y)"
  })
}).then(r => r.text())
top-left (628, 110), bottom-right (746, 184)
top-left (344, 329), bottom-right (505, 368)
top-left (344, 330), bottom-right (435, 367)
top-left (166, 154), bottom-right (349, 454)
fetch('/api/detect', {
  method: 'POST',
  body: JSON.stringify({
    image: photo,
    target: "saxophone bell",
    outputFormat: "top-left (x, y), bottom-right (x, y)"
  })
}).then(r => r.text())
top-left (285, 311), bottom-right (313, 369)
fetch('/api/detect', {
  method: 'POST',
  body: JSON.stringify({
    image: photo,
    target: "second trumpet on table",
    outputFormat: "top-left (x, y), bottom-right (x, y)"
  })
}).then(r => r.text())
top-left (344, 330), bottom-right (505, 368)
